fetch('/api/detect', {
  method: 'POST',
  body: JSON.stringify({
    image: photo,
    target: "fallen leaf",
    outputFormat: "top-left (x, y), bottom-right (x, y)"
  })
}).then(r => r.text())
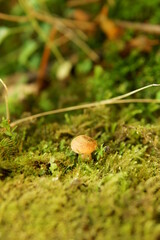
top-left (129, 35), bottom-right (159, 52)
top-left (96, 6), bottom-right (122, 40)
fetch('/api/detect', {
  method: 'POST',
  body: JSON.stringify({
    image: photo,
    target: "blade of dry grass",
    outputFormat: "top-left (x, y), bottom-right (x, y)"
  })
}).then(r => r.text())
top-left (67, 0), bottom-right (100, 7)
top-left (0, 79), bottom-right (10, 121)
top-left (116, 20), bottom-right (160, 35)
top-left (10, 84), bottom-right (160, 127)
top-left (104, 84), bottom-right (160, 101)
top-left (0, 12), bottom-right (96, 31)
top-left (2, 11), bottom-right (160, 36)
top-left (0, 12), bottom-right (28, 22)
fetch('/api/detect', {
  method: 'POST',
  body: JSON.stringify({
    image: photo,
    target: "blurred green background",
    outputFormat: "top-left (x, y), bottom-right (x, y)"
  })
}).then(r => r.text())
top-left (0, 0), bottom-right (160, 120)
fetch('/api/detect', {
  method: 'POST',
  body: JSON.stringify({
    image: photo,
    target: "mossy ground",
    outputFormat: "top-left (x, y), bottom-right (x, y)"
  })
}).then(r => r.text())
top-left (1, 105), bottom-right (160, 240)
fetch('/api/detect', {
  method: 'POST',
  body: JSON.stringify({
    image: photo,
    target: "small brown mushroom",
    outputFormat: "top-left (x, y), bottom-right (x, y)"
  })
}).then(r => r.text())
top-left (71, 135), bottom-right (97, 159)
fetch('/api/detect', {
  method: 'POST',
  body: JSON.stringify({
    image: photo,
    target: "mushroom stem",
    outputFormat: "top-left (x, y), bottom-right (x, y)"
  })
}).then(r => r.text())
top-left (81, 153), bottom-right (92, 160)
top-left (0, 79), bottom-right (10, 121)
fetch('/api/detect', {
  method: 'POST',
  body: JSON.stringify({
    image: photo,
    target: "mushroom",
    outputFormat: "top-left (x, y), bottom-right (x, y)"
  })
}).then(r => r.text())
top-left (71, 135), bottom-right (97, 159)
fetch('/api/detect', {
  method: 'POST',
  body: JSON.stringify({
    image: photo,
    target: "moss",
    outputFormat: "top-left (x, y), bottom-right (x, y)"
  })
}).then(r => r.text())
top-left (1, 105), bottom-right (160, 239)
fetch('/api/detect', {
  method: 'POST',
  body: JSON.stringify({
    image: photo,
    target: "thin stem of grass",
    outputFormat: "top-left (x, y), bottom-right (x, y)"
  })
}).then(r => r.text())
top-left (10, 84), bottom-right (160, 127)
top-left (101, 84), bottom-right (160, 102)
top-left (0, 79), bottom-right (10, 121)
top-left (67, 0), bottom-right (99, 7)
top-left (116, 20), bottom-right (160, 35)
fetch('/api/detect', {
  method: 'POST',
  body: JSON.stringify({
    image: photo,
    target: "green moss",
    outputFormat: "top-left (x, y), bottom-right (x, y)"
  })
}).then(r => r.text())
top-left (1, 105), bottom-right (160, 239)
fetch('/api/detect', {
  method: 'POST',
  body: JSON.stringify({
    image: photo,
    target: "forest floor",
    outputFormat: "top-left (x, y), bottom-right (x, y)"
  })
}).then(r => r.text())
top-left (1, 104), bottom-right (160, 240)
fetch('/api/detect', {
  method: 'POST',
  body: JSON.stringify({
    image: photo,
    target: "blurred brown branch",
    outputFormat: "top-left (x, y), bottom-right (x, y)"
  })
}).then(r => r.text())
top-left (30, 10), bottom-right (99, 61)
top-left (67, 0), bottom-right (99, 7)
top-left (36, 28), bottom-right (57, 93)
top-left (0, 12), bottom-right (96, 30)
top-left (2, 10), bottom-right (160, 61)
top-left (2, 11), bottom-right (160, 35)
top-left (0, 12), bottom-right (28, 22)
top-left (31, 11), bottom-right (96, 31)
top-left (116, 20), bottom-right (160, 35)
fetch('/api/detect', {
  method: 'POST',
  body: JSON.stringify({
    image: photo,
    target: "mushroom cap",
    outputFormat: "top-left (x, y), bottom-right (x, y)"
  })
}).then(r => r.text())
top-left (71, 135), bottom-right (97, 155)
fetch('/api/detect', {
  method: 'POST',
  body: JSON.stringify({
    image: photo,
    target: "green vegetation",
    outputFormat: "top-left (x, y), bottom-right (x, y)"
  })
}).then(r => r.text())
top-left (1, 106), bottom-right (160, 239)
top-left (1, 0), bottom-right (160, 239)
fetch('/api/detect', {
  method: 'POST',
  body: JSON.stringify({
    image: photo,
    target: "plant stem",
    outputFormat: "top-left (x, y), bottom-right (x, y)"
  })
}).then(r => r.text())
top-left (115, 20), bottom-right (160, 35)
top-left (10, 84), bottom-right (160, 127)
top-left (0, 79), bottom-right (10, 121)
